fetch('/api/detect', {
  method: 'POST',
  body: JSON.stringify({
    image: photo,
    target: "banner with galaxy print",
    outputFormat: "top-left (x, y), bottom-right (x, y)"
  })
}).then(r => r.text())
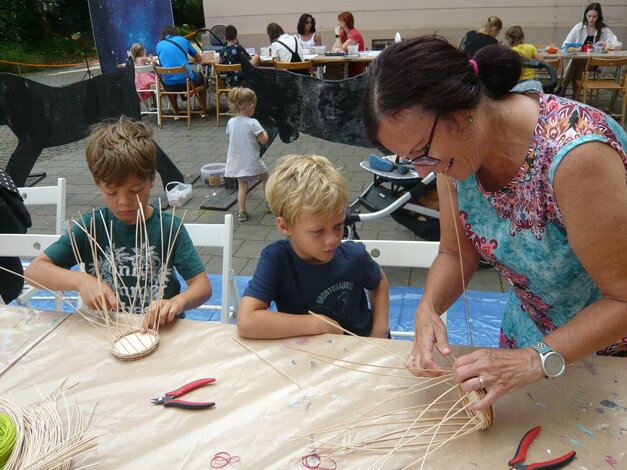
top-left (87, 0), bottom-right (174, 74)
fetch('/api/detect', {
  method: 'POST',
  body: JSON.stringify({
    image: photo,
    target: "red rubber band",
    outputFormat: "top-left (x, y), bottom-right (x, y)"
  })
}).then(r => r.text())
top-left (210, 452), bottom-right (240, 468)
top-left (301, 453), bottom-right (337, 470)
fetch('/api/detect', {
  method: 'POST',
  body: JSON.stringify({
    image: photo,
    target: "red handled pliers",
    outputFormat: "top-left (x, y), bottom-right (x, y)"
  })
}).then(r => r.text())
top-left (508, 426), bottom-right (576, 469)
top-left (151, 378), bottom-right (216, 410)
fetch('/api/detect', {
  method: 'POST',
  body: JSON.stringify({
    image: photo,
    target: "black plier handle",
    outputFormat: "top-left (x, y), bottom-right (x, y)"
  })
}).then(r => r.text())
top-left (151, 378), bottom-right (216, 410)
top-left (509, 426), bottom-right (576, 470)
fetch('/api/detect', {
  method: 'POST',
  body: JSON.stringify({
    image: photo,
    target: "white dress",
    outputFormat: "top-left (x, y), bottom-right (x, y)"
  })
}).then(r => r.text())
top-left (225, 116), bottom-right (267, 178)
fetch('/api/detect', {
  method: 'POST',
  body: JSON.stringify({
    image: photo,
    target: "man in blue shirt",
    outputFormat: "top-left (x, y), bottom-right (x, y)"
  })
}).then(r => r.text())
top-left (156, 25), bottom-right (206, 103)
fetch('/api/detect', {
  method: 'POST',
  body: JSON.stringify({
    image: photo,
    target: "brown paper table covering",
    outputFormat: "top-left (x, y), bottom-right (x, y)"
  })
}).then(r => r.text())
top-left (0, 305), bottom-right (69, 376)
top-left (0, 309), bottom-right (624, 469)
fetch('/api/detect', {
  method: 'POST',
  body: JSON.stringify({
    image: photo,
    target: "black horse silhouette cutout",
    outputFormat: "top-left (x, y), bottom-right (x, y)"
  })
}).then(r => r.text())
top-left (0, 59), bottom-right (184, 187)
top-left (239, 55), bottom-right (371, 151)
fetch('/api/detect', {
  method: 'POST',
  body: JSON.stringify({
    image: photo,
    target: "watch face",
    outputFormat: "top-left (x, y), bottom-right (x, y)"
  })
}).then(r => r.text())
top-left (544, 352), bottom-right (565, 377)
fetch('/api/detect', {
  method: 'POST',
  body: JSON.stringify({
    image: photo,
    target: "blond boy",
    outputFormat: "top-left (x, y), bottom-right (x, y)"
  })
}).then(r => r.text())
top-left (237, 155), bottom-right (389, 339)
top-left (25, 117), bottom-right (212, 327)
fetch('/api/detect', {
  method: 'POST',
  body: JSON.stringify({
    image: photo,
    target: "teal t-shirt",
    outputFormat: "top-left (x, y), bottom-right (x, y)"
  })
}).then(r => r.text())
top-left (456, 93), bottom-right (627, 355)
top-left (45, 206), bottom-right (205, 314)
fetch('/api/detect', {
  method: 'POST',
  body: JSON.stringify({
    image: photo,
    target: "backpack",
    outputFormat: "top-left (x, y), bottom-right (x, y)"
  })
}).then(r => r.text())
top-left (276, 37), bottom-right (301, 63)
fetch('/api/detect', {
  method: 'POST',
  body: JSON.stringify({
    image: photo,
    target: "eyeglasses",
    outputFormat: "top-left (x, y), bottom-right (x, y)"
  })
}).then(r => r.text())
top-left (305, 21), bottom-right (313, 24)
top-left (396, 114), bottom-right (442, 167)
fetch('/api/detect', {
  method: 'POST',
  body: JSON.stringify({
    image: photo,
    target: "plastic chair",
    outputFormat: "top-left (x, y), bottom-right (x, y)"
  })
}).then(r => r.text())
top-left (343, 239), bottom-right (440, 338)
top-left (213, 63), bottom-right (241, 126)
top-left (184, 214), bottom-right (240, 323)
top-left (575, 57), bottom-right (627, 125)
top-left (15, 178), bottom-right (66, 310)
top-left (0, 233), bottom-right (63, 309)
top-left (273, 61), bottom-right (314, 76)
top-left (153, 65), bottom-right (209, 129)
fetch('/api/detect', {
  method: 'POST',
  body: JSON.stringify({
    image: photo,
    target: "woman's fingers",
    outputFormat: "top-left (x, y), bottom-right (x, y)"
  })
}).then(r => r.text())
top-left (453, 348), bottom-right (544, 410)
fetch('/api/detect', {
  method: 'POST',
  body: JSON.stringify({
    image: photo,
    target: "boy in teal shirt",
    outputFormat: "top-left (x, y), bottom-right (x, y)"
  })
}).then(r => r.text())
top-left (25, 117), bottom-right (212, 327)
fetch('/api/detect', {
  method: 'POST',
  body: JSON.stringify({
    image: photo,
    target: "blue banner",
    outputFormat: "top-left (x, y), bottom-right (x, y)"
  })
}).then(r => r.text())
top-left (87, 0), bottom-right (174, 73)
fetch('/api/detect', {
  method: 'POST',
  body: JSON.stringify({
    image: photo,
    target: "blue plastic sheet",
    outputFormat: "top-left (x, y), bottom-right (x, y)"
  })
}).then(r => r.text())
top-left (15, 273), bottom-right (507, 348)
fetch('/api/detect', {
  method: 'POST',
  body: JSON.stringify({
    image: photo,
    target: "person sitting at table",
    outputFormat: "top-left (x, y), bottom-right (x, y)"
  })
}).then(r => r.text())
top-left (25, 117), bottom-right (212, 328)
top-left (219, 25), bottom-right (261, 87)
top-left (558, 2), bottom-right (618, 98)
top-left (297, 13), bottom-right (321, 48)
top-left (267, 23), bottom-right (304, 64)
top-left (237, 154), bottom-right (390, 339)
top-left (331, 11), bottom-right (366, 77)
top-left (459, 16), bottom-right (502, 58)
top-left (129, 43), bottom-right (157, 102)
top-left (155, 25), bottom-right (206, 104)
top-left (364, 35), bottom-right (627, 411)
top-left (505, 26), bottom-right (544, 91)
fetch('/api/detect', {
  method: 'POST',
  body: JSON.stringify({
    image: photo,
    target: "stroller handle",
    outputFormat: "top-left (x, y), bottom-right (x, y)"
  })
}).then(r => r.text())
top-left (345, 172), bottom-right (436, 224)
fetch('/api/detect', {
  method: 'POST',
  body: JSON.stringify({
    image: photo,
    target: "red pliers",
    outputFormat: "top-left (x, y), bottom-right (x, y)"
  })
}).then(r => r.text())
top-left (151, 378), bottom-right (216, 410)
top-left (508, 426), bottom-right (576, 469)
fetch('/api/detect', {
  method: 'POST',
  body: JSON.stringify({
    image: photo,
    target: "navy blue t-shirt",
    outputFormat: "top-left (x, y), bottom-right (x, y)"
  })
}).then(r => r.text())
top-left (244, 240), bottom-right (381, 336)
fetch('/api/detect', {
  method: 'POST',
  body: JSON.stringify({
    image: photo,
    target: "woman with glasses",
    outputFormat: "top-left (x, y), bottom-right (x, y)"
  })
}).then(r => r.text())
top-left (297, 13), bottom-right (321, 48)
top-left (364, 36), bottom-right (627, 411)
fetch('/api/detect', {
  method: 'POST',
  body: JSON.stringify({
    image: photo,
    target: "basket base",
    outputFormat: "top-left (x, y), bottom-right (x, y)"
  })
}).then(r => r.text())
top-left (111, 329), bottom-right (159, 361)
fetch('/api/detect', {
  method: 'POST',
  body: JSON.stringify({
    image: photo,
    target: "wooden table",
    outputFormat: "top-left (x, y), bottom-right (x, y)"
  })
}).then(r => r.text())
top-left (0, 307), bottom-right (624, 469)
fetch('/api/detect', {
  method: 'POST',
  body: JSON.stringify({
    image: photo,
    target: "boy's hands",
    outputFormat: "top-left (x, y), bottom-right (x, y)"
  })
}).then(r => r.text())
top-left (143, 298), bottom-right (184, 331)
top-left (78, 273), bottom-right (118, 311)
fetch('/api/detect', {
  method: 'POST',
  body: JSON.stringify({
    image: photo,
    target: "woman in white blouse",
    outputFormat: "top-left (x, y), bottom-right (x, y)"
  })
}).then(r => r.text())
top-left (559, 2), bottom-right (618, 97)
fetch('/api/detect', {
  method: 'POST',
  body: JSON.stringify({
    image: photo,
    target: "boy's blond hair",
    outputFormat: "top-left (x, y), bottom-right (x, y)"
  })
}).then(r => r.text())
top-left (267, 155), bottom-right (348, 228)
top-left (227, 87), bottom-right (257, 115)
top-left (85, 116), bottom-right (156, 185)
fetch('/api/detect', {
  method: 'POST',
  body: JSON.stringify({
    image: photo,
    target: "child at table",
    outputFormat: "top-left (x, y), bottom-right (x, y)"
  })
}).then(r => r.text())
top-left (129, 43), bottom-right (158, 102)
top-left (225, 87), bottom-right (270, 222)
top-left (505, 26), bottom-right (544, 85)
top-left (237, 154), bottom-right (389, 339)
top-left (25, 117), bottom-right (212, 328)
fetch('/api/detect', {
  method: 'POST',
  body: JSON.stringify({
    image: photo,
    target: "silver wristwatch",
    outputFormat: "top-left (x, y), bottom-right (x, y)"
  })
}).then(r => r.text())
top-left (530, 341), bottom-right (566, 378)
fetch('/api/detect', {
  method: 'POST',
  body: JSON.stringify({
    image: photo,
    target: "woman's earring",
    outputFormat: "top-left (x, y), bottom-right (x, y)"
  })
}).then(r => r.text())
top-left (468, 115), bottom-right (473, 123)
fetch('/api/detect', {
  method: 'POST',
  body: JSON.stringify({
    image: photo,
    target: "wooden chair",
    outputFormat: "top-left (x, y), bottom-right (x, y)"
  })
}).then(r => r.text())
top-left (153, 65), bottom-right (209, 129)
top-left (213, 63), bottom-right (241, 126)
top-left (273, 61), bottom-right (314, 76)
top-left (575, 57), bottom-right (627, 125)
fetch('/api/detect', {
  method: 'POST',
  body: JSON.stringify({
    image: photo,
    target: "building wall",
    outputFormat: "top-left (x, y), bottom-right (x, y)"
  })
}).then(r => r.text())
top-left (202, 1), bottom-right (626, 51)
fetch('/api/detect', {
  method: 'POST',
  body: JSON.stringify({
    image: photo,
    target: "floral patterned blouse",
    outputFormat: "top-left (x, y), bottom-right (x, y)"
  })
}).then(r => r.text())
top-left (456, 93), bottom-right (627, 356)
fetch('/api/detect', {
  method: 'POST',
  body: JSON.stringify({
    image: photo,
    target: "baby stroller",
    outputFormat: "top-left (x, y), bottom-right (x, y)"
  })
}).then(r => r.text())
top-left (345, 156), bottom-right (438, 241)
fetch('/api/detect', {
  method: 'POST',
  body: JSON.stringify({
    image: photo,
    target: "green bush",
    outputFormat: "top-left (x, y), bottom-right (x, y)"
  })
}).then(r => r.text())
top-left (0, 45), bottom-right (42, 74)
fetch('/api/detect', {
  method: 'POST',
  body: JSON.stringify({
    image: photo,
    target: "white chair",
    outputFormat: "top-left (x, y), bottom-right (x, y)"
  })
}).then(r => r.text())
top-left (347, 239), bottom-right (440, 338)
top-left (0, 233), bottom-right (63, 307)
top-left (18, 177), bottom-right (66, 236)
top-left (16, 178), bottom-right (67, 310)
top-left (184, 214), bottom-right (240, 324)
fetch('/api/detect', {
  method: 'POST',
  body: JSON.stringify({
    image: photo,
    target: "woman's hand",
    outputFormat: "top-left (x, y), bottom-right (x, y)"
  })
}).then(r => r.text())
top-left (453, 347), bottom-right (544, 411)
top-left (78, 274), bottom-right (118, 311)
top-left (335, 25), bottom-right (341, 36)
top-left (405, 307), bottom-right (452, 377)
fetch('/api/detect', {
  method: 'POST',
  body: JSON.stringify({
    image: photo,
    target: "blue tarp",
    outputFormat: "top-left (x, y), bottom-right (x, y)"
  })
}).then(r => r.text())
top-left (13, 273), bottom-right (507, 348)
